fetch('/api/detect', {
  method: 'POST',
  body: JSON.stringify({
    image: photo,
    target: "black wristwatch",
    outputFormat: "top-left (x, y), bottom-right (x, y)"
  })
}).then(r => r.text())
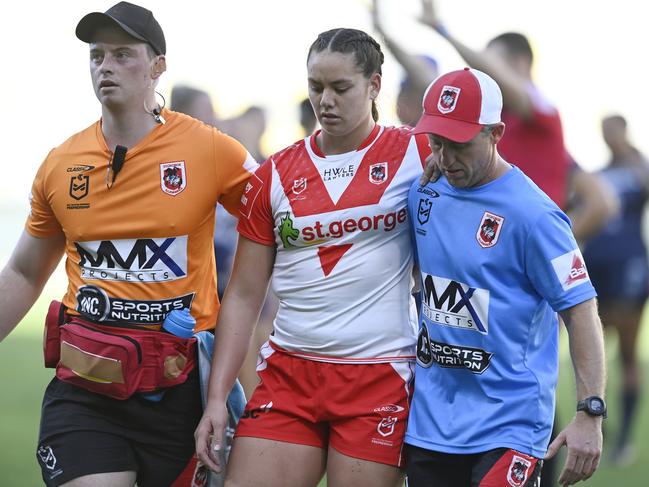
top-left (577, 396), bottom-right (607, 418)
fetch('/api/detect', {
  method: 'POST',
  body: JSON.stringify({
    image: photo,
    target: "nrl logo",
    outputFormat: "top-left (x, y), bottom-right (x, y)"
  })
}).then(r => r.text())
top-left (292, 177), bottom-right (307, 195)
top-left (69, 174), bottom-right (90, 200)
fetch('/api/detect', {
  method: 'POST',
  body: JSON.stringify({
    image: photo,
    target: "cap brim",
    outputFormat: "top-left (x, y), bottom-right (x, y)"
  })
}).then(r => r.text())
top-left (76, 12), bottom-right (148, 45)
top-left (413, 114), bottom-right (482, 143)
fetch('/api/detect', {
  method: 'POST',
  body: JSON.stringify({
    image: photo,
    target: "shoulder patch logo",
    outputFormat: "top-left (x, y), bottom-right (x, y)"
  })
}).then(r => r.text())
top-left (369, 162), bottom-right (388, 185)
top-left (551, 249), bottom-right (590, 291)
top-left (240, 173), bottom-right (264, 219)
top-left (476, 211), bottom-right (504, 248)
top-left (438, 86), bottom-right (461, 114)
top-left (160, 161), bottom-right (187, 196)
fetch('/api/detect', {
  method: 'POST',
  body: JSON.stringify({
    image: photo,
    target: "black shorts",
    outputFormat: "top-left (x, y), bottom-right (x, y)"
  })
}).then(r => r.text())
top-left (36, 369), bottom-right (202, 487)
top-left (405, 444), bottom-right (542, 487)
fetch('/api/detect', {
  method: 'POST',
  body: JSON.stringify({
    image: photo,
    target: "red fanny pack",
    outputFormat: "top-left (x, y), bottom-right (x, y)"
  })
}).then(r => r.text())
top-left (43, 300), bottom-right (197, 400)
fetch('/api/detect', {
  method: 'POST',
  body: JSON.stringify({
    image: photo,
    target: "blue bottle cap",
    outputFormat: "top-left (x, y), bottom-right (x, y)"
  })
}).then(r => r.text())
top-left (162, 308), bottom-right (195, 338)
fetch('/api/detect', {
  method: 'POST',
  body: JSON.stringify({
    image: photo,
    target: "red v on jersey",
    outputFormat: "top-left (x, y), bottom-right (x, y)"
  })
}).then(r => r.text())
top-left (274, 127), bottom-right (411, 217)
top-left (317, 244), bottom-right (353, 277)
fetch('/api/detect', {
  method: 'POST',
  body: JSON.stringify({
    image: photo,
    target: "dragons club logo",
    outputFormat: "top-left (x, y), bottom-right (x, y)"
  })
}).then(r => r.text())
top-left (160, 161), bottom-right (187, 196)
top-left (476, 211), bottom-right (504, 248)
top-left (437, 85), bottom-right (461, 114)
top-left (369, 162), bottom-right (388, 185)
top-left (507, 454), bottom-right (534, 486)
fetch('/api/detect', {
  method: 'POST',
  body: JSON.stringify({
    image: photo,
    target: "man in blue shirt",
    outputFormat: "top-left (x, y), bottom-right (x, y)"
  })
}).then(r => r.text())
top-left (406, 68), bottom-right (606, 487)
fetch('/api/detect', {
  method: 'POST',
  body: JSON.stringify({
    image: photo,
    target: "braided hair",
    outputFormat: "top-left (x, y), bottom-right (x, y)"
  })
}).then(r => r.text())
top-left (308, 28), bottom-right (385, 121)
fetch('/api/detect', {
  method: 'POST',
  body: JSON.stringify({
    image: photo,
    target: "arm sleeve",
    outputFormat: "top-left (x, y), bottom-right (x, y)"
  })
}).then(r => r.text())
top-left (237, 160), bottom-right (276, 247)
top-left (25, 153), bottom-right (64, 238)
top-left (213, 129), bottom-right (259, 216)
top-left (525, 210), bottom-right (597, 312)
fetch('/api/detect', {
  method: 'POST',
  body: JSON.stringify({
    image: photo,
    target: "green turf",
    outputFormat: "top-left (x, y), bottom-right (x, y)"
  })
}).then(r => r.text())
top-left (2, 304), bottom-right (648, 486)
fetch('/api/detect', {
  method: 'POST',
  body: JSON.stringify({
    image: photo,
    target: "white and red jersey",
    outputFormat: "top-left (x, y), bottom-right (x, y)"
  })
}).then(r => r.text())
top-left (238, 125), bottom-right (429, 362)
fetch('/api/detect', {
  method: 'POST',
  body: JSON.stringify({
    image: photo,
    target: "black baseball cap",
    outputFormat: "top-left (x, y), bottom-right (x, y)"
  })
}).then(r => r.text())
top-left (76, 2), bottom-right (166, 55)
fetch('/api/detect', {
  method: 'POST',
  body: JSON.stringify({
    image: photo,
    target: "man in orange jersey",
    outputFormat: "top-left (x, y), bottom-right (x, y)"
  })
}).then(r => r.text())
top-left (0, 2), bottom-right (257, 486)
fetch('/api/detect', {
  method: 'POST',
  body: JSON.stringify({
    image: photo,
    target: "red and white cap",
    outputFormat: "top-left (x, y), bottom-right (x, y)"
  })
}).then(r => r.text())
top-left (413, 67), bottom-right (502, 143)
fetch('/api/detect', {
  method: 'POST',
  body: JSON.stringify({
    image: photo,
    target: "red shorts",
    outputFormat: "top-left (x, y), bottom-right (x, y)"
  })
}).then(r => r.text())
top-left (235, 342), bottom-right (414, 467)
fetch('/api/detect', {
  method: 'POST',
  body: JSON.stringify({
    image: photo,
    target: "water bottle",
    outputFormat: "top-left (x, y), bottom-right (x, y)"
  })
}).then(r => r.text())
top-left (141, 308), bottom-right (195, 402)
top-left (161, 308), bottom-right (195, 339)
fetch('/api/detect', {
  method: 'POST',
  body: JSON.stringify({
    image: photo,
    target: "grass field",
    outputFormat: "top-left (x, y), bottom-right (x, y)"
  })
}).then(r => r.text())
top-left (1, 294), bottom-right (648, 486)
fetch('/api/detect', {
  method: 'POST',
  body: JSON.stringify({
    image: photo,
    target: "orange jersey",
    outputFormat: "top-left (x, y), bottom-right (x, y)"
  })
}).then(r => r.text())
top-left (26, 109), bottom-right (257, 331)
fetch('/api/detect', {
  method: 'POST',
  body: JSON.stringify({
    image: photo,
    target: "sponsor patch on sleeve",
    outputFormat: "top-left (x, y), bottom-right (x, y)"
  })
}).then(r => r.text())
top-left (551, 248), bottom-right (590, 291)
top-left (239, 173), bottom-right (264, 219)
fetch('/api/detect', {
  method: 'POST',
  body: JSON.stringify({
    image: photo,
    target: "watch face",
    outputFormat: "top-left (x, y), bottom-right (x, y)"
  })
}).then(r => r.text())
top-left (589, 398), bottom-right (605, 413)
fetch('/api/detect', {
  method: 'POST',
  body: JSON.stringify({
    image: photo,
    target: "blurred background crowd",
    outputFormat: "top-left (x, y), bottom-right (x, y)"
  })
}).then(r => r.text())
top-left (1, 1), bottom-right (648, 485)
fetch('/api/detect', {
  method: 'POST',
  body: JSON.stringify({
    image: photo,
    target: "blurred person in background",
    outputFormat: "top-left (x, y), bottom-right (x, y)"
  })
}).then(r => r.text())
top-left (417, 0), bottom-right (616, 243)
top-left (170, 85), bottom-right (275, 397)
top-left (582, 114), bottom-right (649, 466)
top-left (417, 1), bottom-right (617, 485)
top-left (372, 0), bottom-right (439, 128)
top-left (195, 27), bottom-right (431, 486)
top-left (299, 97), bottom-right (318, 136)
top-left (0, 2), bottom-right (257, 486)
top-left (170, 84), bottom-right (217, 125)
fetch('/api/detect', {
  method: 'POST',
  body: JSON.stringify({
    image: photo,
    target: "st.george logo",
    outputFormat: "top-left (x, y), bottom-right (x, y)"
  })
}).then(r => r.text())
top-left (278, 212), bottom-right (299, 248)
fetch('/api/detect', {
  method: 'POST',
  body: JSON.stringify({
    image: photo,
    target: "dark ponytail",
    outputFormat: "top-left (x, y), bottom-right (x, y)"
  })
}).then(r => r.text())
top-left (308, 28), bottom-right (384, 121)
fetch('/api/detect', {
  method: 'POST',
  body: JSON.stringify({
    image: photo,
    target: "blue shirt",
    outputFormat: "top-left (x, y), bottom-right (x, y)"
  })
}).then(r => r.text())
top-left (405, 166), bottom-right (597, 458)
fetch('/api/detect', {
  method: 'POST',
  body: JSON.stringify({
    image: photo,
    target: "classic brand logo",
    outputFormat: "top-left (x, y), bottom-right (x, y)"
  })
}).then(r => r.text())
top-left (160, 161), bottom-right (187, 196)
top-left (66, 165), bottom-right (95, 173)
top-left (421, 273), bottom-right (490, 333)
top-left (438, 86), bottom-right (461, 114)
top-left (551, 248), bottom-right (590, 291)
top-left (75, 236), bottom-right (188, 282)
